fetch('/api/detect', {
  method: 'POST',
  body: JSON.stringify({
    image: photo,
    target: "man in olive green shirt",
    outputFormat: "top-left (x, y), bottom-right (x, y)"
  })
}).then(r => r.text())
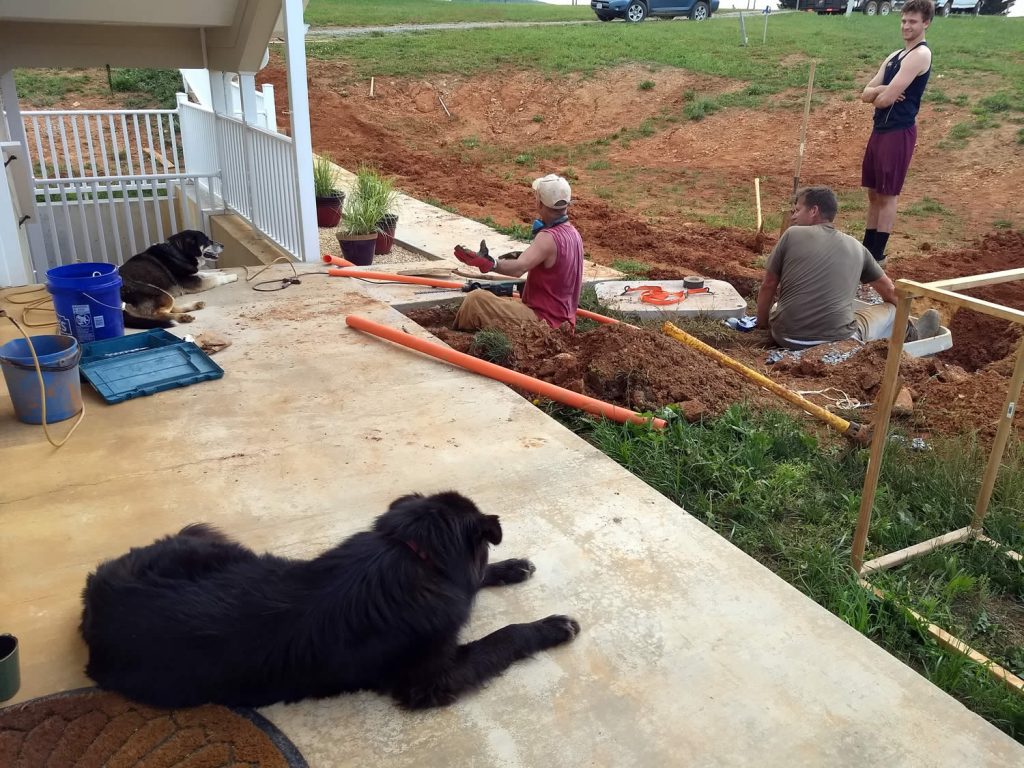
top-left (756, 186), bottom-right (939, 350)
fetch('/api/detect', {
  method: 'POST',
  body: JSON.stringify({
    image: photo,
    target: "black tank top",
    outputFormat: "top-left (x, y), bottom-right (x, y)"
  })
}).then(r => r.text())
top-left (873, 41), bottom-right (930, 133)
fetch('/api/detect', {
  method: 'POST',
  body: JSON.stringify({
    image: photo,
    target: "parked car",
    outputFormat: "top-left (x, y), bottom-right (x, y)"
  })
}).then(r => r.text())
top-left (813, 0), bottom-right (895, 15)
top-left (814, 0), bottom-right (980, 13)
top-left (937, 0), bottom-right (982, 14)
top-left (591, 0), bottom-right (720, 23)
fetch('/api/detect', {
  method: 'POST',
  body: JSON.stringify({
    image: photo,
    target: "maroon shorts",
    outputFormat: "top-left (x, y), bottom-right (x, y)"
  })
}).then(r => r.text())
top-left (861, 124), bottom-right (917, 196)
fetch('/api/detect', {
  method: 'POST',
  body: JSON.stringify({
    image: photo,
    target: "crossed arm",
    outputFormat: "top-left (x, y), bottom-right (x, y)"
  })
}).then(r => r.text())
top-left (861, 46), bottom-right (931, 110)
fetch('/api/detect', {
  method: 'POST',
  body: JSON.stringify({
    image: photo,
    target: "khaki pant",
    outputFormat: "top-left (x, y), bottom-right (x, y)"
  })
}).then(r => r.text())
top-left (454, 289), bottom-right (540, 331)
top-left (773, 302), bottom-right (897, 349)
top-left (853, 302), bottom-right (896, 342)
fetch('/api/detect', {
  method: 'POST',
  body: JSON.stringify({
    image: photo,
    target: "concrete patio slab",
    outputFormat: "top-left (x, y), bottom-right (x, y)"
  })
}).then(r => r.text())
top-left (1, 267), bottom-right (1021, 766)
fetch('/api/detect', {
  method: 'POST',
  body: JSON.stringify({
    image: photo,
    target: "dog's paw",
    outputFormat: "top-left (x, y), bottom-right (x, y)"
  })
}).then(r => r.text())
top-left (536, 615), bottom-right (581, 647)
top-left (177, 314), bottom-right (195, 324)
top-left (194, 301), bottom-right (206, 310)
top-left (484, 558), bottom-right (536, 586)
top-left (223, 274), bottom-right (239, 284)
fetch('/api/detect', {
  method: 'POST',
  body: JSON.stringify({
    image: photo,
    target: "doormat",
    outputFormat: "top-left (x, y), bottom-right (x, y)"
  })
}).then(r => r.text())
top-left (0, 687), bottom-right (307, 767)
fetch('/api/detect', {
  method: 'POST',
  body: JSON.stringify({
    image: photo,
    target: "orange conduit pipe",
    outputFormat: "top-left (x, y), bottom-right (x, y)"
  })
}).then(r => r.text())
top-left (346, 314), bottom-right (666, 429)
top-left (323, 255), bottom-right (355, 267)
top-left (329, 267), bottom-right (626, 326)
top-left (577, 307), bottom-right (622, 326)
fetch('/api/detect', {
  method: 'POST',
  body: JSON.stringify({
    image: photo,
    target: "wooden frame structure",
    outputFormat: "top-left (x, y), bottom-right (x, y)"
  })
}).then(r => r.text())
top-left (851, 268), bottom-right (1024, 693)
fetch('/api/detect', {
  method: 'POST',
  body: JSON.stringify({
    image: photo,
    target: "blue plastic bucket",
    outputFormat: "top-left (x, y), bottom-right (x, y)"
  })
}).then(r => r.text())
top-left (0, 335), bottom-right (82, 424)
top-left (46, 262), bottom-right (124, 343)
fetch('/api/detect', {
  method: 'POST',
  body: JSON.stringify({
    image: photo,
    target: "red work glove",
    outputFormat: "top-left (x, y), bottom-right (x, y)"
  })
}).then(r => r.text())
top-left (454, 241), bottom-right (497, 274)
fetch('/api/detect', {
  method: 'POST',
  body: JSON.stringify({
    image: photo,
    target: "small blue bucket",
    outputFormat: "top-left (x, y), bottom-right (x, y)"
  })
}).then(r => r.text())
top-left (0, 335), bottom-right (83, 424)
top-left (46, 262), bottom-right (124, 343)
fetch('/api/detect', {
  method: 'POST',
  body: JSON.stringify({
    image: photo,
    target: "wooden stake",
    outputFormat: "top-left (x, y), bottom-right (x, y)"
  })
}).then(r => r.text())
top-left (754, 177), bottom-right (763, 232)
top-left (438, 94), bottom-right (452, 119)
top-left (975, 533), bottom-right (1023, 562)
top-left (793, 60), bottom-right (816, 197)
top-left (860, 580), bottom-right (1024, 694)
top-left (860, 527), bottom-right (973, 576)
top-left (897, 279), bottom-right (1024, 325)
top-left (852, 293), bottom-right (912, 573)
top-left (369, 77), bottom-right (375, 98)
top-left (971, 337), bottom-right (1024, 529)
top-left (780, 61), bottom-right (816, 237)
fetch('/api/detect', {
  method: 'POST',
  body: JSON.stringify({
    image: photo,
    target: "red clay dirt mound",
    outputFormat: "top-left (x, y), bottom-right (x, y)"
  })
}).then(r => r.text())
top-left (264, 54), bottom-right (1024, 439)
top-left (891, 231), bottom-right (1024, 373)
top-left (407, 304), bottom-right (1021, 440)
top-left (407, 304), bottom-right (771, 417)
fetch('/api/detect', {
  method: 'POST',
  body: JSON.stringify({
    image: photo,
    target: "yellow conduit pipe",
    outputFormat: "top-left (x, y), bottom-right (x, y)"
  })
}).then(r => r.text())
top-left (347, 314), bottom-right (666, 430)
top-left (662, 321), bottom-right (870, 444)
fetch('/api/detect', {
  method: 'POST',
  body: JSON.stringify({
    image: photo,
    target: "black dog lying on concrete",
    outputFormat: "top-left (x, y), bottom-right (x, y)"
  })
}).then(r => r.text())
top-left (80, 492), bottom-right (580, 709)
top-left (120, 229), bottom-right (235, 328)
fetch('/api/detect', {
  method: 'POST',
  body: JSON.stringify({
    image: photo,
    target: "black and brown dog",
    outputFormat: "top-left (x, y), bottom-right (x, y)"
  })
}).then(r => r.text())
top-left (120, 229), bottom-right (236, 328)
top-left (80, 492), bottom-right (580, 709)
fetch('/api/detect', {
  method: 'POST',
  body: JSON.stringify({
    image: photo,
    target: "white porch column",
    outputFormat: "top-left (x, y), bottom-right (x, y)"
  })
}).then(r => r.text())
top-left (208, 70), bottom-right (230, 114)
top-left (0, 70), bottom-right (45, 284)
top-left (282, 0), bottom-right (318, 263)
top-left (238, 73), bottom-right (258, 124)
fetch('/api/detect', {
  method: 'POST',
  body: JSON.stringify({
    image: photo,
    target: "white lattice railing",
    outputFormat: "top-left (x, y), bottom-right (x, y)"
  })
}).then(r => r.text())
top-left (21, 98), bottom-right (303, 277)
top-left (30, 174), bottom-right (222, 273)
top-left (23, 108), bottom-right (182, 183)
top-left (20, 108), bottom-right (225, 274)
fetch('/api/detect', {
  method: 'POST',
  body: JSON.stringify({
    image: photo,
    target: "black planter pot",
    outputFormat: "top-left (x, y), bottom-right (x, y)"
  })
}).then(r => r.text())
top-left (336, 232), bottom-right (377, 266)
top-left (375, 214), bottom-right (399, 255)
top-left (316, 193), bottom-right (344, 228)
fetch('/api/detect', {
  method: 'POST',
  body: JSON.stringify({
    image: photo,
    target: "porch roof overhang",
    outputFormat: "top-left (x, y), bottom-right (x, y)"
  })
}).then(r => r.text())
top-left (0, 0), bottom-right (290, 73)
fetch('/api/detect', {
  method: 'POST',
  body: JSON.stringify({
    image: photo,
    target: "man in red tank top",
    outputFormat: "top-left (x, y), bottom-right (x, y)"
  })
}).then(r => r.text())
top-left (454, 174), bottom-right (585, 331)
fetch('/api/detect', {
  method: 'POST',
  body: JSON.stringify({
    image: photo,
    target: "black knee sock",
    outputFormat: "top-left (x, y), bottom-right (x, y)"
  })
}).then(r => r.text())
top-left (874, 232), bottom-right (890, 261)
top-left (863, 228), bottom-right (877, 254)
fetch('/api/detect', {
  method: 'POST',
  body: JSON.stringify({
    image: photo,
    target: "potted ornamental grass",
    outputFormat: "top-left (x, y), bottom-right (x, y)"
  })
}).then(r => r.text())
top-left (353, 166), bottom-right (400, 256)
top-left (313, 154), bottom-right (344, 228)
top-left (335, 167), bottom-right (400, 264)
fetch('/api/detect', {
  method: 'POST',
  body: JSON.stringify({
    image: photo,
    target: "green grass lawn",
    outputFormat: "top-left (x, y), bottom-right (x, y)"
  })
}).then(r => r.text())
top-left (308, 14), bottom-right (1024, 103)
top-left (305, 0), bottom-right (592, 27)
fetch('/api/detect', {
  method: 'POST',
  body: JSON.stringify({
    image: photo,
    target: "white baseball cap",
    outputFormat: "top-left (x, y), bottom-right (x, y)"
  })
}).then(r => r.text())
top-left (532, 174), bottom-right (571, 210)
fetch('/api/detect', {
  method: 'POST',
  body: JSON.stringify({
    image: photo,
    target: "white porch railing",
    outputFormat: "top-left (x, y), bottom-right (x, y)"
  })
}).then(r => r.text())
top-left (30, 174), bottom-right (222, 272)
top-left (20, 98), bottom-right (305, 277)
top-left (178, 98), bottom-right (303, 259)
top-left (21, 108), bottom-right (224, 274)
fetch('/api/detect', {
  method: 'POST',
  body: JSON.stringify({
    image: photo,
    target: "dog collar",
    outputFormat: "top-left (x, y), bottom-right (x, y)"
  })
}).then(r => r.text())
top-left (405, 540), bottom-right (429, 562)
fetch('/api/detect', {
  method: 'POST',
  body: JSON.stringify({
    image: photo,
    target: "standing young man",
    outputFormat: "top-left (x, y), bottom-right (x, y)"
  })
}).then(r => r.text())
top-left (859, 0), bottom-right (933, 267)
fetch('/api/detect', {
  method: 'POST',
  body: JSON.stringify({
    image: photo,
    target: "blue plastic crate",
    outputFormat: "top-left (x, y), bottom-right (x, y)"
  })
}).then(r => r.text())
top-left (80, 329), bottom-right (224, 404)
